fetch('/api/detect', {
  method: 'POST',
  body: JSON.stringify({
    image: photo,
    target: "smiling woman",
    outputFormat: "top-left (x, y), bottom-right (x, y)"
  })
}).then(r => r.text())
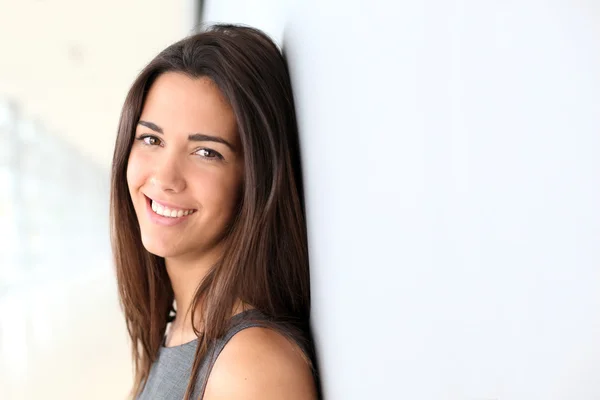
top-left (127, 74), bottom-right (243, 258)
top-left (110, 25), bottom-right (318, 400)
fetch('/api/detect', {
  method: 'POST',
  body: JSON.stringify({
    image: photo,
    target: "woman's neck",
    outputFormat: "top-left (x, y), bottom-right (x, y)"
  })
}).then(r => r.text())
top-left (163, 246), bottom-right (249, 347)
top-left (165, 249), bottom-right (218, 335)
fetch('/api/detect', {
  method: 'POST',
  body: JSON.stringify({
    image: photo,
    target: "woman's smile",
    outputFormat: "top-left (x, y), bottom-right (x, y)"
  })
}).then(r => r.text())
top-left (144, 195), bottom-right (197, 227)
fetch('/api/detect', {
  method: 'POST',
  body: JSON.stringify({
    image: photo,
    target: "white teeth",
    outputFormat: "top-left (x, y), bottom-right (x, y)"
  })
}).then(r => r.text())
top-left (150, 200), bottom-right (194, 218)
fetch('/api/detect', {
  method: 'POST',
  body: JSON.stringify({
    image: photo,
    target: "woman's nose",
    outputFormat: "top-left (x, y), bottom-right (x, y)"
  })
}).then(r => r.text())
top-left (149, 156), bottom-right (186, 193)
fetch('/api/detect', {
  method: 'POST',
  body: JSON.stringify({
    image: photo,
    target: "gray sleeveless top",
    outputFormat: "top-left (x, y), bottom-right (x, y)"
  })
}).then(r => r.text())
top-left (137, 309), bottom-right (286, 399)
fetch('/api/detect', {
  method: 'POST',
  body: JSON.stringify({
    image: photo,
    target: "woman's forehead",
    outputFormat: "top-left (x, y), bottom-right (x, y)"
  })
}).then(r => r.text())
top-left (139, 72), bottom-right (238, 144)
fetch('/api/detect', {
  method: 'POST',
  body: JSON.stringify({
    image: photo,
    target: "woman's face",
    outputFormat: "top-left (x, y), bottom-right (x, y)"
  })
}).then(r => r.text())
top-left (127, 72), bottom-right (243, 260)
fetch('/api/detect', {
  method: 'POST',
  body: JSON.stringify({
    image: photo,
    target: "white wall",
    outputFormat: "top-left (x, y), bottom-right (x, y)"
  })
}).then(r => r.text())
top-left (203, 0), bottom-right (289, 45)
top-left (206, 1), bottom-right (600, 399)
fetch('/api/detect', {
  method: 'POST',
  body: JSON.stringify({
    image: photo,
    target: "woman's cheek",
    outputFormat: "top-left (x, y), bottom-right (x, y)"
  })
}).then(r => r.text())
top-left (126, 149), bottom-right (148, 189)
top-left (193, 169), bottom-right (235, 208)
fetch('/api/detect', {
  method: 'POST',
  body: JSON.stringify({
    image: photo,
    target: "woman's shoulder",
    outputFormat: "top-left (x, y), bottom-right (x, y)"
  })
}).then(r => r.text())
top-left (203, 311), bottom-right (317, 400)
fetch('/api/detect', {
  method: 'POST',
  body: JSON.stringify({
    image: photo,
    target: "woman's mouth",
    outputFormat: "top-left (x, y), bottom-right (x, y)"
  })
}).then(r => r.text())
top-left (145, 195), bottom-right (197, 221)
top-left (151, 200), bottom-right (195, 218)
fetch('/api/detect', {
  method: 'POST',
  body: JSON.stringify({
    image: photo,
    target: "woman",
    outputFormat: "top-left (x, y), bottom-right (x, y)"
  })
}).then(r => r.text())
top-left (110, 24), bottom-right (318, 399)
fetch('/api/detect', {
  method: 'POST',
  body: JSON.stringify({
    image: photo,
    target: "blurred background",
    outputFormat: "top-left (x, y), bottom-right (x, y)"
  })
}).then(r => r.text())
top-left (2, 1), bottom-right (600, 399)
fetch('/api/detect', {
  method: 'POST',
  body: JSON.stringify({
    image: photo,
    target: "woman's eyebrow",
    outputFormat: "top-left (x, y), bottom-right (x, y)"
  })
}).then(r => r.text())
top-left (138, 120), bottom-right (235, 151)
top-left (188, 133), bottom-right (235, 151)
top-left (138, 120), bottom-right (163, 133)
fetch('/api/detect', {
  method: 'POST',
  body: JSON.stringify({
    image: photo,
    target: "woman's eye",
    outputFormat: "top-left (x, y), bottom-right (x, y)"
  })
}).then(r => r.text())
top-left (195, 148), bottom-right (222, 160)
top-left (143, 136), bottom-right (160, 146)
top-left (136, 135), bottom-right (161, 146)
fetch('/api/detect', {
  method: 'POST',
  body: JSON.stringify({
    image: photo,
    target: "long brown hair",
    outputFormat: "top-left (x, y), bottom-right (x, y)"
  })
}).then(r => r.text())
top-left (110, 24), bottom-right (313, 399)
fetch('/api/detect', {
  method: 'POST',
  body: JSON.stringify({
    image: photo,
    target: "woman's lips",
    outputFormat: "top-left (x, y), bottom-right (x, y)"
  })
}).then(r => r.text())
top-left (144, 195), bottom-right (196, 226)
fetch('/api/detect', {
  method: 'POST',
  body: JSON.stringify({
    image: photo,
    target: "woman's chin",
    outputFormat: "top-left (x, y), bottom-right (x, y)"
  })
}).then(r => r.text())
top-left (141, 236), bottom-right (182, 259)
